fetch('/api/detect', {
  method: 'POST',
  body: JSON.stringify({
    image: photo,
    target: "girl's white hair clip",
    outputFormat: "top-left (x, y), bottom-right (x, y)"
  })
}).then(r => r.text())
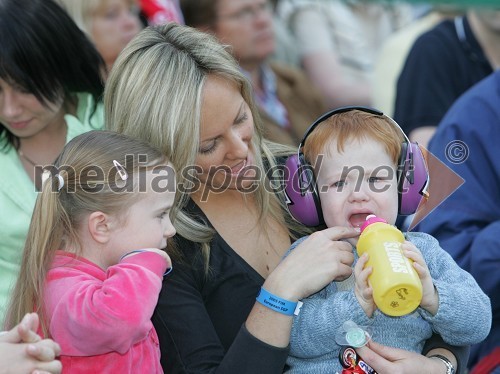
top-left (41, 170), bottom-right (64, 192)
top-left (113, 160), bottom-right (128, 181)
top-left (56, 174), bottom-right (64, 191)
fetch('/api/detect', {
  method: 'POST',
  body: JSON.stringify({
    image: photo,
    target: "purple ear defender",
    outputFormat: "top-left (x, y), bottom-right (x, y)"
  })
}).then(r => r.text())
top-left (399, 143), bottom-right (429, 215)
top-left (284, 154), bottom-right (322, 226)
top-left (282, 106), bottom-right (430, 227)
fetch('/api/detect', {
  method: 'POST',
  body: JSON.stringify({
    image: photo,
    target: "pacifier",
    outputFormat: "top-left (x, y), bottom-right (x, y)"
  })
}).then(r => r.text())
top-left (335, 320), bottom-right (372, 348)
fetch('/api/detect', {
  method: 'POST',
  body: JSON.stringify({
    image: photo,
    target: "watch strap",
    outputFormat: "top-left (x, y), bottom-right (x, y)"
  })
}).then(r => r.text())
top-left (429, 354), bottom-right (455, 374)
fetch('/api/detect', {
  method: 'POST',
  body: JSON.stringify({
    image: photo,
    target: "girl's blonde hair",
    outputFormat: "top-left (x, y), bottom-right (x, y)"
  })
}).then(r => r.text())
top-left (105, 23), bottom-right (310, 271)
top-left (303, 110), bottom-right (404, 167)
top-left (6, 130), bottom-right (173, 335)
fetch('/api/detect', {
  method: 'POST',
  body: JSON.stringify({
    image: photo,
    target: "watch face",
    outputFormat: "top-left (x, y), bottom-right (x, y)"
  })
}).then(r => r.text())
top-left (431, 355), bottom-right (454, 374)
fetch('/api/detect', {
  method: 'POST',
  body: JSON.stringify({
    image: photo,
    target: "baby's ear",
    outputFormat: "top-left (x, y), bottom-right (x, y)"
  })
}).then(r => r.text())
top-left (87, 211), bottom-right (113, 244)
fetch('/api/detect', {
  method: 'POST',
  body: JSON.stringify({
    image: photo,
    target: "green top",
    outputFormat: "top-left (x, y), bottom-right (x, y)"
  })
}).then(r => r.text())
top-left (0, 93), bottom-right (104, 326)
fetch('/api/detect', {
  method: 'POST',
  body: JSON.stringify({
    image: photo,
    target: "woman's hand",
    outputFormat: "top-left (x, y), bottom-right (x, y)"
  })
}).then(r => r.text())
top-left (356, 341), bottom-right (449, 374)
top-left (354, 253), bottom-right (376, 317)
top-left (402, 241), bottom-right (438, 315)
top-left (0, 313), bottom-right (62, 374)
top-left (247, 226), bottom-right (359, 348)
top-left (265, 226), bottom-right (359, 301)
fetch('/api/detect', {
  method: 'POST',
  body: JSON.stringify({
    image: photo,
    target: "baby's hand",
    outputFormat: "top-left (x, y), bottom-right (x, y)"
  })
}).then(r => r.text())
top-left (402, 242), bottom-right (438, 315)
top-left (16, 313), bottom-right (42, 344)
top-left (354, 253), bottom-right (376, 318)
top-left (0, 313), bottom-right (41, 345)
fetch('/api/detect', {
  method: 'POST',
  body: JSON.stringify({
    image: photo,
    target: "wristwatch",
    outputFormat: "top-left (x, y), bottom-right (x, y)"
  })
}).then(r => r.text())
top-left (429, 354), bottom-right (456, 374)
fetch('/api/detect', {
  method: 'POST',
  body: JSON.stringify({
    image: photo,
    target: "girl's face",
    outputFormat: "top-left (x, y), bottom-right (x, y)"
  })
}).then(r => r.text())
top-left (315, 136), bottom-right (399, 245)
top-left (106, 167), bottom-right (176, 266)
top-left (0, 78), bottom-right (65, 139)
top-left (91, 0), bottom-right (142, 70)
top-left (194, 75), bottom-right (257, 196)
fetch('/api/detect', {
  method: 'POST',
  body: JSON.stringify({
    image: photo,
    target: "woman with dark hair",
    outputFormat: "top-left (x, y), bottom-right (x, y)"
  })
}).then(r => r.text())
top-left (0, 0), bottom-right (105, 325)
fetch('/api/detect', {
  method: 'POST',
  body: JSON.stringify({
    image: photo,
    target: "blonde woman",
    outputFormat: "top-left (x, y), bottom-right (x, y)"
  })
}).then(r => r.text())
top-left (104, 23), bottom-right (469, 373)
top-left (57, 0), bottom-right (142, 73)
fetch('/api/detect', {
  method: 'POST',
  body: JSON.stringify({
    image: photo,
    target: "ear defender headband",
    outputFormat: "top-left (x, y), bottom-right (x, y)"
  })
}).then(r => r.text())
top-left (284, 106), bottom-right (430, 227)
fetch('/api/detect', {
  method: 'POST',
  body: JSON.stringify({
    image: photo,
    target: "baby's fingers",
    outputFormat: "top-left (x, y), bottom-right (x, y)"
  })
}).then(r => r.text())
top-left (354, 261), bottom-right (375, 317)
top-left (355, 255), bottom-right (373, 295)
top-left (354, 253), bottom-right (369, 275)
top-left (16, 313), bottom-right (41, 344)
top-left (412, 261), bottom-right (428, 278)
top-left (27, 340), bottom-right (61, 362)
top-left (402, 244), bottom-right (431, 282)
top-left (402, 243), bottom-right (425, 265)
top-left (357, 267), bottom-right (372, 289)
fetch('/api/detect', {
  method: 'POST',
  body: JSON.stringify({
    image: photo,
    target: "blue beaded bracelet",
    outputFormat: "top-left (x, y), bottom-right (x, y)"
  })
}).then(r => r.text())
top-left (256, 287), bottom-right (303, 316)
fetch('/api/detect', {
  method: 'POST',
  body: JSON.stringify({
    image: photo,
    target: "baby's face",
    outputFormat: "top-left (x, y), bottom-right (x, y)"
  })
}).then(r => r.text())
top-left (314, 137), bottom-right (399, 245)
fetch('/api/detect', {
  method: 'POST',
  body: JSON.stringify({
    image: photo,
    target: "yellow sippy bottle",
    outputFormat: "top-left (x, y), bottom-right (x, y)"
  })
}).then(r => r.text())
top-left (357, 215), bottom-right (422, 316)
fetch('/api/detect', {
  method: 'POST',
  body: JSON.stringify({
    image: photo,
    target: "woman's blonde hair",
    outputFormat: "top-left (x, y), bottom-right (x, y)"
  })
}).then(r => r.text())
top-left (6, 130), bottom-right (173, 335)
top-left (105, 23), bottom-right (310, 271)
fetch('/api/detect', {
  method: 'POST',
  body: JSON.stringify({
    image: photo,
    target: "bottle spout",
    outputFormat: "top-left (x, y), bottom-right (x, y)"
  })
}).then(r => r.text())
top-left (360, 215), bottom-right (387, 232)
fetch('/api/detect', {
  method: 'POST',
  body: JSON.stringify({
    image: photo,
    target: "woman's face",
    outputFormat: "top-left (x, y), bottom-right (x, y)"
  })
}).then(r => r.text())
top-left (0, 78), bottom-right (65, 139)
top-left (194, 75), bottom-right (257, 196)
top-left (91, 0), bottom-right (142, 70)
top-left (214, 0), bottom-right (275, 66)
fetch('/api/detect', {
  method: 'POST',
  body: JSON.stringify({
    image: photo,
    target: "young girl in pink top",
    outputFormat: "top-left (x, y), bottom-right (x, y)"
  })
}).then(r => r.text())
top-left (6, 130), bottom-right (176, 373)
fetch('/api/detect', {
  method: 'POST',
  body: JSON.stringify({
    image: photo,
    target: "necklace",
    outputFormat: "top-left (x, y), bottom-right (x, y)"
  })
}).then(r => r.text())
top-left (18, 149), bottom-right (38, 167)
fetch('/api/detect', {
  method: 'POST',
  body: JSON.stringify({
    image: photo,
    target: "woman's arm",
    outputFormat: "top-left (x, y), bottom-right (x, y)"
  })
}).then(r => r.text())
top-left (153, 226), bottom-right (358, 373)
top-left (153, 250), bottom-right (290, 373)
top-left (423, 333), bottom-right (468, 374)
top-left (246, 227), bottom-right (357, 348)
